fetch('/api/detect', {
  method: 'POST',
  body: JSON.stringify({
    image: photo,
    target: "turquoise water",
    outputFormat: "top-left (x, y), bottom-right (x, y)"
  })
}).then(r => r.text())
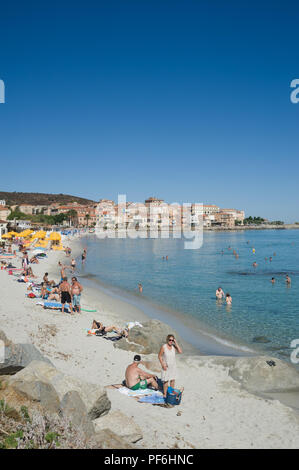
top-left (78, 230), bottom-right (299, 361)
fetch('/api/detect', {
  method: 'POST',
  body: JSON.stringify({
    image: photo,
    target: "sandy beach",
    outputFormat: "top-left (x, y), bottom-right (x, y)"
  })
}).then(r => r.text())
top-left (1, 237), bottom-right (299, 449)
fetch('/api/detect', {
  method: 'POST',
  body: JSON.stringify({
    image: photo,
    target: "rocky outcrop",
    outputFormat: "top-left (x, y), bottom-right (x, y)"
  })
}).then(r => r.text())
top-left (115, 320), bottom-right (180, 355)
top-left (93, 410), bottom-right (143, 443)
top-left (228, 356), bottom-right (299, 393)
top-left (191, 355), bottom-right (299, 393)
top-left (93, 429), bottom-right (137, 449)
top-left (8, 360), bottom-right (111, 419)
top-left (0, 329), bottom-right (53, 375)
top-left (60, 391), bottom-right (95, 438)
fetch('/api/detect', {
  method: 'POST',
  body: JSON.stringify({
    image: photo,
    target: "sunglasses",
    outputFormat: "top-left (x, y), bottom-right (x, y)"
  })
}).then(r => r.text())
top-left (168, 339), bottom-right (174, 342)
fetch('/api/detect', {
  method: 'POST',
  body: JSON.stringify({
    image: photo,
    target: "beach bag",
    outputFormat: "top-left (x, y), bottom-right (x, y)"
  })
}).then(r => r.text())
top-left (165, 386), bottom-right (184, 406)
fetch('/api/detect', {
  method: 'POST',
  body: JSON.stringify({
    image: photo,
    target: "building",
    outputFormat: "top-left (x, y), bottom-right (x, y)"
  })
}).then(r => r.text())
top-left (0, 206), bottom-right (11, 221)
top-left (220, 209), bottom-right (245, 224)
top-left (0, 220), bottom-right (8, 237)
top-left (203, 204), bottom-right (220, 216)
top-left (0, 200), bottom-right (6, 206)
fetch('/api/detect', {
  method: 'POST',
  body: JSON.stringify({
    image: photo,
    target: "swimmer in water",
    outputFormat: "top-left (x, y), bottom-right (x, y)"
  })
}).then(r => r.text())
top-left (225, 293), bottom-right (232, 305)
top-left (271, 277), bottom-right (275, 284)
top-left (252, 262), bottom-right (258, 268)
top-left (286, 275), bottom-right (291, 285)
top-left (216, 287), bottom-right (225, 300)
top-left (269, 257), bottom-right (272, 262)
top-left (138, 283), bottom-right (143, 293)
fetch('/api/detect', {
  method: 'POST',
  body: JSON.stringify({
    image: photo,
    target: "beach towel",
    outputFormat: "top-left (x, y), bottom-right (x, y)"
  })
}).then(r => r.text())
top-left (138, 395), bottom-right (165, 405)
top-left (117, 387), bottom-right (160, 398)
top-left (103, 335), bottom-right (123, 342)
top-left (43, 301), bottom-right (71, 312)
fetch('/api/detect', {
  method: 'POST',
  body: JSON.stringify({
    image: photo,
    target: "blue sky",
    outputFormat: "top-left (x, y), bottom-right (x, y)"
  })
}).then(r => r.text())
top-left (0, 1), bottom-right (298, 221)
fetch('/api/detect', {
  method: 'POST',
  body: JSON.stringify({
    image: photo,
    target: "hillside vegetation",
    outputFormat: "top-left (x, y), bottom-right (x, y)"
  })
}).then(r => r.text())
top-left (0, 192), bottom-right (96, 207)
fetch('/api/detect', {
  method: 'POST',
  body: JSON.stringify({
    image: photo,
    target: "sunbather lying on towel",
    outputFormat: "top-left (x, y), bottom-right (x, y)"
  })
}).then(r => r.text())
top-left (91, 320), bottom-right (129, 337)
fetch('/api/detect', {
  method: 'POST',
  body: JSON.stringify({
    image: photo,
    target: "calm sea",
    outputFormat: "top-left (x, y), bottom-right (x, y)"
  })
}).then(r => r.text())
top-left (77, 230), bottom-right (299, 362)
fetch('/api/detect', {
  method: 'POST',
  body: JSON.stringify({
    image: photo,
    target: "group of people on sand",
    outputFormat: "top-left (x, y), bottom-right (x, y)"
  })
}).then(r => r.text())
top-left (41, 271), bottom-right (83, 314)
top-left (216, 287), bottom-right (232, 305)
top-left (125, 334), bottom-right (182, 399)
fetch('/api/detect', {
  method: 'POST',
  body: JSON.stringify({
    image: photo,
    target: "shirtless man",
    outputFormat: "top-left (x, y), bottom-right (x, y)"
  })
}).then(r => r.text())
top-left (138, 283), bottom-right (143, 293)
top-left (125, 355), bottom-right (158, 391)
top-left (286, 275), bottom-right (291, 285)
top-left (71, 276), bottom-right (83, 313)
top-left (216, 287), bottom-right (225, 300)
top-left (59, 277), bottom-right (73, 314)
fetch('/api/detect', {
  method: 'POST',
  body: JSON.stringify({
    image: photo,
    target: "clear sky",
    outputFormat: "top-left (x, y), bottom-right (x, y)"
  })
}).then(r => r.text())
top-left (0, 1), bottom-right (298, 222)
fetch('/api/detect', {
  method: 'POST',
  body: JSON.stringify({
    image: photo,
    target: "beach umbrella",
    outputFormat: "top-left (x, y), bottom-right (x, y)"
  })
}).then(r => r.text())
top-left (49, 232), bottom-right (61, 241)
top-left (1, 233), bottom-right (12, 239)
top-left (32, 230), bottom-right (46, 239)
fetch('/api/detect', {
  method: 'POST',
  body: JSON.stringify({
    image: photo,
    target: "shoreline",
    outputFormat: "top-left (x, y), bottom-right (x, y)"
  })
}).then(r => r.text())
top-left (1, 235), bottom-right (299, 448)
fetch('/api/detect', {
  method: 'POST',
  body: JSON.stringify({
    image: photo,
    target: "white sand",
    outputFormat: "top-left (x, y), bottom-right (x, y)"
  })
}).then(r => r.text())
top-left (1, 239), bottom-right (299, 449)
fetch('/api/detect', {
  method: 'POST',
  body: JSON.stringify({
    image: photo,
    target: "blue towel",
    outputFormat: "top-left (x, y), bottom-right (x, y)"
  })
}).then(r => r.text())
top-left (138, 395), bottom-right (165, 404)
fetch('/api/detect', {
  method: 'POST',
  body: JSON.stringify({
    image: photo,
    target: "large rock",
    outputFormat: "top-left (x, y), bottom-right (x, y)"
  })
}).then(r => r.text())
top-left (93, 429), bottom-right (136, 449)
top-left (191, 355), bottom-right (299, 393)
top-left (10, 378), bottom-right (60, 413)
top-left (0, 340), bottom-right (54, 375)
top-left (228, 356), bottom-right (299, 393)
top-left (115, 320), bottom-right (180, 355)
top-left (93, 410), bottom-right (142, 443)
top-left (60, 391), bottom-right (95, 438)
top-left (9, 361), bottom-right (111, 419)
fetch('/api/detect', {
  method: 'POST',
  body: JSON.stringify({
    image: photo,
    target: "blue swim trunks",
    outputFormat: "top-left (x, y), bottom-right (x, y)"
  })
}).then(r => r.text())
top-left (73, 294), bottom-right (81, 306)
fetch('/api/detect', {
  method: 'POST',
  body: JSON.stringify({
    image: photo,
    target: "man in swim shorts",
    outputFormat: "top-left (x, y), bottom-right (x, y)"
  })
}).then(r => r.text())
top-left (59, 277), bottom-right (73, 314)
top-left (125, 355), bottom-right (159, 391)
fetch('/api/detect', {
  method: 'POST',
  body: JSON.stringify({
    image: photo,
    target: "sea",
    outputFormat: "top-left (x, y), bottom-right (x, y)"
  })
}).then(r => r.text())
top-left (76, 229), bottom-right (299, 363)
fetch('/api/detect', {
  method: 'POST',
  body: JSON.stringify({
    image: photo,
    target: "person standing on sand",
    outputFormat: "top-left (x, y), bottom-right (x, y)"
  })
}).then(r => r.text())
top-left (59, 277), bottom-right (73, 314)
top-left (71, 258), bottom-right (76, 273)
top-left (158, 335), bottom-right (182, 398)
top-left (71, 276), bottom-right (83, 313)
top-left (125, 355), bottom-right (159, 391)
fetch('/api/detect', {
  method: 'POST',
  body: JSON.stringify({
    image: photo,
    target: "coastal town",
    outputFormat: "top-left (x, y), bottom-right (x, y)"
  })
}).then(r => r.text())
top-left (0, 197), bottom-right (245, 236)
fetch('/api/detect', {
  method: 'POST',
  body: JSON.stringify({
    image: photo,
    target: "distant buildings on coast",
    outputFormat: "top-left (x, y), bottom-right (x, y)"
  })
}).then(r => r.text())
top-left (0, 197), bottom-right (245, 230)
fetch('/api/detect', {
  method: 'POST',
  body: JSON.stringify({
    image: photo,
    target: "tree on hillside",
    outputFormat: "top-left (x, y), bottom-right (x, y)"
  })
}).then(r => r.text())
top-left (85, 214), bottom-right (90, 227)
top-left (65, 209), bottom-right (78, 227)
